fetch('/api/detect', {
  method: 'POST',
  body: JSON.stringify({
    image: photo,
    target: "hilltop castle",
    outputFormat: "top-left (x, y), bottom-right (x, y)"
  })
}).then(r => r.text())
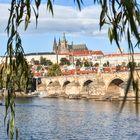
top-left (53, 33), bottom-right (88, 54)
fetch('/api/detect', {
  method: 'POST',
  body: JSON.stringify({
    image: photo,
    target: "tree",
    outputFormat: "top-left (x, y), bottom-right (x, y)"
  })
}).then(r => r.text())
top-left (60, 58), bottom-right (70, 65)
top-left (40, 57), bottom-right (53, 66)
top-left (76, 59), bottom-right (83, 67)
top-left (34, 60), bottom-right (40, 65)
top-left (83, 60), bottom-right (90, 67)
top-left (103, 63), bottom-right (107, 67)
top-left (106, 61), bottom-right (109, 67)
top-left (47, 64), bottom-right (62, 76)
top-left (36, 65), bottom-right (42, 71)
top-left (94, 63), bottom-right (99, 67)
top-left (127, 62), bottom-right (136, 69)
top-left (3, 0), bottom-right (140, 139)
top-left (46, 60), bottom-right (53, 66)
top-left (40, 56), bottom-right (47, 65)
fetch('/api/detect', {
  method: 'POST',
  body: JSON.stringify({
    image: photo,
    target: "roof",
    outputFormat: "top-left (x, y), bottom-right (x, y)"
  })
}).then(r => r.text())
top-left (92, 51), bottom-right (104, 55)
top-left (105, 53), bottom-right (140, 57)
top-left (59, 50), bottom-right (91, 56)
top-left (72, 44), bottom-right (88, 51)
top-left (25, 52), bottom-right (55, 56)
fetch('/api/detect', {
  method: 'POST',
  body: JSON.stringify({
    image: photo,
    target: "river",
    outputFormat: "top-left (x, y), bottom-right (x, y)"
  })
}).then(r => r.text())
top-left (0, 98), bottom-right (140, 140)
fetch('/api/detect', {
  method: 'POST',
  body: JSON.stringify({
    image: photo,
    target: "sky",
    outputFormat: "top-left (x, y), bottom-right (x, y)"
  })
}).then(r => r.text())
top-left (0, 0), bottom-right (139, 55)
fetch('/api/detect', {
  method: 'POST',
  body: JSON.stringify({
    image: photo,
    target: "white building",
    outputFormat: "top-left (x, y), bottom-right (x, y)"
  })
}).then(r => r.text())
top-left (25, 52), bottom-right (69, 64)
top-left (102, 53), bottom-right (140, 66)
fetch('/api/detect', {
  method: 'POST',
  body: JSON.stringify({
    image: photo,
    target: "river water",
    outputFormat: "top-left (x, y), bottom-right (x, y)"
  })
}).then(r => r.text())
top-left (0, 98), bottom-right (140, 140)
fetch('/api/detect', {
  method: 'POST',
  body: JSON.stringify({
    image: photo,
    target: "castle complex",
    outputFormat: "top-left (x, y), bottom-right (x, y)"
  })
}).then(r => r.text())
top-left (1, 33), bottom-right (140, 69)
top-left (53, 33), bottom-right (88, 54)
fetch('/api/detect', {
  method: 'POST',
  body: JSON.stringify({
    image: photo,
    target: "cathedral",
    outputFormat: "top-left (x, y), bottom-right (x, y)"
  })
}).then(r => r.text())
top-left (53, 33), bottom-right (88, 54)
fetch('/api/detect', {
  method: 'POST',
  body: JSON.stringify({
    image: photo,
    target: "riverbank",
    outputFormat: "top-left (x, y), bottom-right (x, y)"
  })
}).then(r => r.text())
top-left (0, 91), bottom-right (38, 98)
top-left (0, 90), bottom-right (139, 101)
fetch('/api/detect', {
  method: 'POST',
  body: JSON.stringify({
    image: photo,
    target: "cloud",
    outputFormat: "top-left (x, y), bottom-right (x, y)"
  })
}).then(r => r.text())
top-left (0, 3), bottom-right (107, 37)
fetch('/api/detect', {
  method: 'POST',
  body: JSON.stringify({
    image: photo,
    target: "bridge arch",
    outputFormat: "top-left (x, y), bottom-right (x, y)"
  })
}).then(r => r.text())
top-left (48, 81), bottom-right (53, 85)
top-left (106, 78), bottom-right (124, 96)
top-left (62, 80), bottom-right (71, 88)
top-left (83, 80), bottom-right (93, 87)
top-left (48, 80), bottom-right (61, 87)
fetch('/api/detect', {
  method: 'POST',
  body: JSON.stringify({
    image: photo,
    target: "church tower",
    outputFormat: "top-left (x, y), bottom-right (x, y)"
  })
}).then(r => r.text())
top-left (60, 33), bottom-right (68, 53)
top-left (57, 38), bottom-right (61, 54)
top-left (53, 37), bottom-right (57, 53)
top-left (53, 33), bottom-right (70, 54)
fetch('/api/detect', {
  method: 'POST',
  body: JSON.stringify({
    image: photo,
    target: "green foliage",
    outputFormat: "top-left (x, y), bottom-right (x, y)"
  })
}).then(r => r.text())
top-left (127, 62), bottom-right (136, 69)
top-left (116, 64), bottom-right (121, 69)
top-left (4, 0), bottom-right (140, 139)
top-left (47, 64), bottom-right (62, 76)
top-left (40, 57), bottom-right (53, 66)
top-left (103, 63), bottom-right (107, 67)
top-left (40, 56), bottom-right (46, 65)
top-left (94, 63), bottom-right (99, 67)
top-left (46, 60), bottom-right (53, 66)
top-left (106, 61), bottom-right (109, 67)
top-left (99, 0), bottom-right (140, 52)
top-left (76, 59), bottom-right (83, 67)
top-left (34, 60), bottom-right (40, 65)
top-left (83, 60), bottom-right (90, 67)
top-left (36, 65), bottom-right (42, 71)
top-left (60, 58), bottom-right (70, 66)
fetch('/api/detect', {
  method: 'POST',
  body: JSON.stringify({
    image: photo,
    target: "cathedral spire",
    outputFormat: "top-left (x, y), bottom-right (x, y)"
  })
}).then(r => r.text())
top-left (53, 37), bottom-right (57, 53)
top-left (63, 32), bottom-right (66, 42)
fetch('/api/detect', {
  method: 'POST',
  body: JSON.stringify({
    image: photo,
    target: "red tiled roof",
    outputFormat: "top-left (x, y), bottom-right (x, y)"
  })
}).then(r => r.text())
top-left (91, 51), bottom-right (104, 55)
top-left (59, 50), bottom-right (104, 56)
top-left (59, 50), bottom-right (91, 56)
top-left (105, 53), bottom-right (140, 57)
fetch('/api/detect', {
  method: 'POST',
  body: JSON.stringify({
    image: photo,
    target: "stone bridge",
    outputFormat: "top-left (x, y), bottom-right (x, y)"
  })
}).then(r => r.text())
top-left (40, 71), bottom-right (140, 99)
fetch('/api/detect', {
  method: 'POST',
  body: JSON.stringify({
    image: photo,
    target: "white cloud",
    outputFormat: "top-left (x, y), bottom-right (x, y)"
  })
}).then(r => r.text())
top-left (0, 3), bottom-right (107, 37)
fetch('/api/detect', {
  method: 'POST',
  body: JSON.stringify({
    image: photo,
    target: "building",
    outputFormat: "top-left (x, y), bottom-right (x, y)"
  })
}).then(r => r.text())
top-left (25, 52), bottom-right (69, 64)
top-left (53, 33), bottom-right (88, 54)
top-left (102, 53), bottom-right (140, 67)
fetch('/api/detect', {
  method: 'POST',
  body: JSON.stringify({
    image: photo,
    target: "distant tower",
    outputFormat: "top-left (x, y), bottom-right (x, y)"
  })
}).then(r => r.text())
top-left (53, 37), bottom-right (57, 53)
top-left (57, 38), bottom-right (61, 53)
top-left (60, 33), bottom-right (68, 53)
top-left (63, 32), bottom-right (66, 42)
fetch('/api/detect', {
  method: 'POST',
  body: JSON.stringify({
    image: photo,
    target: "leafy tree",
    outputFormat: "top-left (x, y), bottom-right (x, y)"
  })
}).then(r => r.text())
top-left (76, 59), bottom-right (83, 67)
top-left (94, 63), bottom-right (99, 67)
top-left (60, 57), bottom-right (70, 65)
top-left (103, 63), bottom-right (107, 67)
top-left (47, 64), bottom-right (62, 76)
top-left (2, 0), bottom-right (140, 139)
top-left (46, 60), bottom-right (53, 66)
top-left (106, 61), bottom-right (110, 67)
top-left (36, 65), bottom-right (42, 71)
top-left (84, 60), bottom-right (90, 67)
top-left (127, 62), bottom-right (136, 69)
top-left (40, 56), bottom-right (46, 65)
top-left (116, 64), bottom-right (121, 71)
top-left (34, 60), bottom-right (40, 65)
top-left (40, 57), bottom-right (53, 66)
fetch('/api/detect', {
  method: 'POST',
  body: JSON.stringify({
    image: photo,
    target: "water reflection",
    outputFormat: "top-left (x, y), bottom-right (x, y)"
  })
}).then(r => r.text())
top-left (0, 98), bottom-right (140, 140)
